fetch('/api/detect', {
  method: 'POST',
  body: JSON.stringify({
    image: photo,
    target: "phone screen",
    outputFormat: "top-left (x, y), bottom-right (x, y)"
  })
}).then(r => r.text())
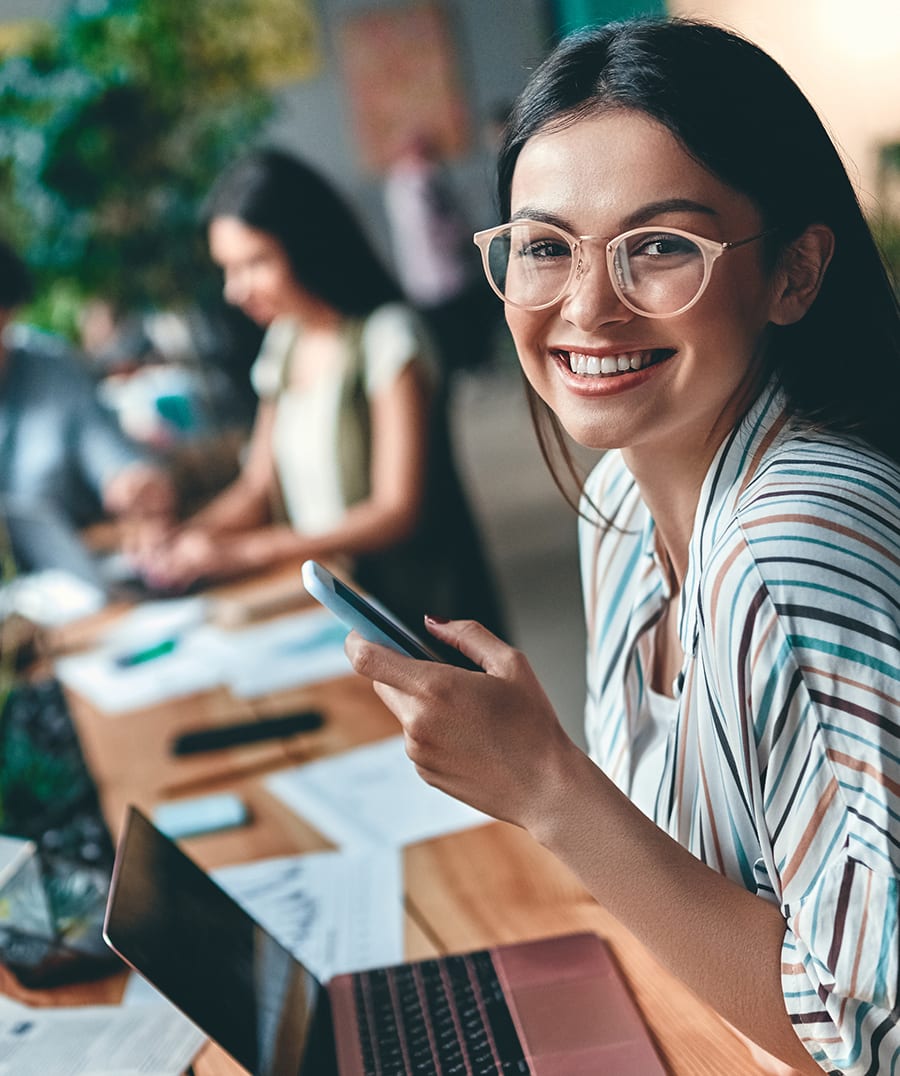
top-left (330, 574), bottom-right (435, 659)
top-left (302, 560), bottom-right (481, 672)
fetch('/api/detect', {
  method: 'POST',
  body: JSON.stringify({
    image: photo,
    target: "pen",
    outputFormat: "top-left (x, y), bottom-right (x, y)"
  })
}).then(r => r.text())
top-left (114, 637), bottom-right (178, 668)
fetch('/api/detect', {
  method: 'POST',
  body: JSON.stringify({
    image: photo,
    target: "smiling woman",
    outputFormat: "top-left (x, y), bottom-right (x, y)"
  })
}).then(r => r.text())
top-left (346, 17), bottom-right (900, 1076)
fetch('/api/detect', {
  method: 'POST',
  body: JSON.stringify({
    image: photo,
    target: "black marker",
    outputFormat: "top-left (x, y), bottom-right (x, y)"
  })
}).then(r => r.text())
top-left (171, 710), bottom-right (324, 756)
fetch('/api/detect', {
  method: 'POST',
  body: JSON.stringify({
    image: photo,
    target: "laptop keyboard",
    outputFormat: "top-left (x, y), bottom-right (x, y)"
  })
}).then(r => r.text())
top-left (352, 949), bottom-right (530, 1075)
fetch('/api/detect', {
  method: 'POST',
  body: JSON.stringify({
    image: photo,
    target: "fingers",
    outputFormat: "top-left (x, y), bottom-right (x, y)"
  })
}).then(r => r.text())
top-left (344, 631), bottom-right (443, 691)
top-left (423, 616), bottom-right (527, 679)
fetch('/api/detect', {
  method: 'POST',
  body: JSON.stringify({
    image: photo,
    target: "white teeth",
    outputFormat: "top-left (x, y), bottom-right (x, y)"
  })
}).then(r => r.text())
top-left (566, 350), bottom-right (654, 376)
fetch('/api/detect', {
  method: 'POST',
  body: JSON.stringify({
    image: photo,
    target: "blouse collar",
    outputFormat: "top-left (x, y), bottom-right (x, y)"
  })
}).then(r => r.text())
top-left (678, 378), bottom-right (792, 659)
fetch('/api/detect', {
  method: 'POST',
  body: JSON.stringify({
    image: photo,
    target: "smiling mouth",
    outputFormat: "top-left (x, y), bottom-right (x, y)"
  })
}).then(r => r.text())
top-left (556, 348), bottom-right (676, 376)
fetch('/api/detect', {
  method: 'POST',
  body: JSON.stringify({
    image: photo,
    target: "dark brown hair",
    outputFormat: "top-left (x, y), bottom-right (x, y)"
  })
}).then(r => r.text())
top-left (496, 18), bottom-right (900, 504)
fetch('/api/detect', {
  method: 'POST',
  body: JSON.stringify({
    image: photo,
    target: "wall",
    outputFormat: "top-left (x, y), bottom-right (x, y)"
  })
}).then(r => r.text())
top-left (668, 0), bottom-right (900, 211)
top-left (0, 0), bottom-right (553, 262)
top-left (262, 0), bottom-right (553, 251)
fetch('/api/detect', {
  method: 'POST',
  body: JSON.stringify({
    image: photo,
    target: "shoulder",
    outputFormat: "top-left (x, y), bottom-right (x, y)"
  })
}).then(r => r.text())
top-left (720, 430), bottom-right (900, 583)
top-left (701, 429), bottom-right (900, 687)
top-left (4, 326), bottom-right (95, 394)
top-left (360, 303), bottom-right (438, 393)
top-left (360, 302), bottom-right (428, 355)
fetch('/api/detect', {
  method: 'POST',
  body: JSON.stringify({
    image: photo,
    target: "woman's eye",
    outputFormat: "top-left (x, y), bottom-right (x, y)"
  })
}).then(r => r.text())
top-left (631, 233), bottom-right (696, 258)
top-left (520, 239), bottom-right (570, 260)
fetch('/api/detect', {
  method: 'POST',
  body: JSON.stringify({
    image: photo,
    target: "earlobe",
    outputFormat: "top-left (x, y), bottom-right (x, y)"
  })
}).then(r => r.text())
top-left (769, 224), bottom-right (835, 326)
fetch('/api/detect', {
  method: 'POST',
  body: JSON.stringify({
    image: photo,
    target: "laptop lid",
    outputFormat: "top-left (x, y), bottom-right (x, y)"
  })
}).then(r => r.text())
top-left (103, 806), bottom-right (328, 1076)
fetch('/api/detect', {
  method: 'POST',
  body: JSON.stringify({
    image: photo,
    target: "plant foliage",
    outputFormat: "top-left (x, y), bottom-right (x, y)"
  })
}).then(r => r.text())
top-left (0, 0), bottom-right (274, 334)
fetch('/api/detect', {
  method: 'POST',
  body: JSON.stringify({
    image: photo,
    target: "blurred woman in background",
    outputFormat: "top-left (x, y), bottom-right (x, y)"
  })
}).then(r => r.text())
top-left (137, 148), bottom-right (504, 632)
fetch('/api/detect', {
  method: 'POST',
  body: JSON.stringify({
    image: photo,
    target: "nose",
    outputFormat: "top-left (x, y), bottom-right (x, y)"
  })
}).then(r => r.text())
top-left (558, 246), bottom-right (633, 331)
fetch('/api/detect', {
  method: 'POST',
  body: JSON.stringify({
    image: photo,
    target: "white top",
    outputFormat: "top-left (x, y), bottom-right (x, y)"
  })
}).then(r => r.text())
top-left (629, 684), bottom-right (677, 820)
top-left (250, 304), bottom-right (436, 534)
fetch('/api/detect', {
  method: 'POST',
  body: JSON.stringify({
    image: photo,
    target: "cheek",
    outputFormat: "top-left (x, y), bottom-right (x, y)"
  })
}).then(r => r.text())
top-left (504, 307), bottom-right (542, 362)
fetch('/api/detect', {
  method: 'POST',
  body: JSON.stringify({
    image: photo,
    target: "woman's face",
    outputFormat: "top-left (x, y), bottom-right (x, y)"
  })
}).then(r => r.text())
top-left (208, 216), bottom-right (310, 326)
top-left (506, 109), bottom-right (782, 461)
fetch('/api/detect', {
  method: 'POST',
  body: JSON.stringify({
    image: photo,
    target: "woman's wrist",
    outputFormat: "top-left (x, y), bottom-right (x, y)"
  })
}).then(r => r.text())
top-left (522, 736), bottom-right (600, 847)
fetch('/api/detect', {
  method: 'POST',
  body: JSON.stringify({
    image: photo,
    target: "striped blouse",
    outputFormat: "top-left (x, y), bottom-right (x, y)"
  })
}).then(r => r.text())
top-left (579, 381), bottom-right (899, 1075)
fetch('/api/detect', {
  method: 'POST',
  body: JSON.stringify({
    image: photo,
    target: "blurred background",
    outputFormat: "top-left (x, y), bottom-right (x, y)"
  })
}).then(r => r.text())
top-left (1, 0), bottom-right (898, 744)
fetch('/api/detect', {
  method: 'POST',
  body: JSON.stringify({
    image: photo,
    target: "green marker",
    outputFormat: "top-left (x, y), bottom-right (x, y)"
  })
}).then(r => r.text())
top-left (115, 638), bottom-right (178, 668)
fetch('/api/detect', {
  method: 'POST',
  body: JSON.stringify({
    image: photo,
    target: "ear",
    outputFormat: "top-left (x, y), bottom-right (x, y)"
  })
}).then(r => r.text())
top-left (769, 224), bottom-right (835, 326)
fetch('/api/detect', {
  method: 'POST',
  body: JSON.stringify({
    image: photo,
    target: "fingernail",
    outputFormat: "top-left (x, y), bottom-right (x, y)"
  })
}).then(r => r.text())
top-left (424, 614), bottom-right (449, 624)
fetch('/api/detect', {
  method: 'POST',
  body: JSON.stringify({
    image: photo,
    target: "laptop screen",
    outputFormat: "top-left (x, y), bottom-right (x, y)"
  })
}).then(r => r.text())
top-left (104, 808), bottom-right (321, 1076)
top-left (2, 497), bottom-right (106, 587)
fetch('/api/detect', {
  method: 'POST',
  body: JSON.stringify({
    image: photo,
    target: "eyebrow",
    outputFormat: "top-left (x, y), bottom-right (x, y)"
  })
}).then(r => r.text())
top-left (510, 199), bottom-right (719, 234)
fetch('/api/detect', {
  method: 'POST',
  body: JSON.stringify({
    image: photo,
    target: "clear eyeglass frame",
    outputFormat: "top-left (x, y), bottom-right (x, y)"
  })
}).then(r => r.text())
top-left (472, 219), bottom-right (775, 318)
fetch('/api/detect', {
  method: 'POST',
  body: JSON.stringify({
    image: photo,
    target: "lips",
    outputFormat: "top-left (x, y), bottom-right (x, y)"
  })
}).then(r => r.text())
top-left (554, 348), bottom-right (676, 377)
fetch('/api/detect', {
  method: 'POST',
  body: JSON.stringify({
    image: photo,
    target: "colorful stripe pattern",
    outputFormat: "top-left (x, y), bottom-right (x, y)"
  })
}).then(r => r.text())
top-left (579, 382), bottom-right (900, 1074)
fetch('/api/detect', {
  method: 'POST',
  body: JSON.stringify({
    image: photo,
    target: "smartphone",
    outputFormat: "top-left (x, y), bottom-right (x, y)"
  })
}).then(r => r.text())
top-left (301, 560), bottom-right (480, 671)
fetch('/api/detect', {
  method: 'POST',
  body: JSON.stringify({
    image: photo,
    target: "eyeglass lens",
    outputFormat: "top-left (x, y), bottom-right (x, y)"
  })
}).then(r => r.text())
top-left (485, 222), bottom-right (709, 314)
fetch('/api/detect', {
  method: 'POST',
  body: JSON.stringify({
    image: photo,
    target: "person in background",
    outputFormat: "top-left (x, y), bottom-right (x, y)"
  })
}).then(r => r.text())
top-left (346, 17), bottom-right (900, 1076)
top-left (382, 133), bottom-right (500, 374)
top-left (0, 239), bottom-right (176, 548)
top-left (137, 148), bottom-right (504, 632)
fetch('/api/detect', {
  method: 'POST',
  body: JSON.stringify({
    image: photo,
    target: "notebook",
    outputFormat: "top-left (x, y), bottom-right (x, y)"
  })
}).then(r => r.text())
top-left (103, 806), bottom-right (668, 1075)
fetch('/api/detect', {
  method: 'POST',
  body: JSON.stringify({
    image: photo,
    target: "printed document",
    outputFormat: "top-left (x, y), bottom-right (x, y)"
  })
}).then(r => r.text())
top-left (214, 846), bottom-right (404, 980)
top-left (265, 735), bottom-right (491, 849)
top-left (0, 995), bottom-right (204, 1075)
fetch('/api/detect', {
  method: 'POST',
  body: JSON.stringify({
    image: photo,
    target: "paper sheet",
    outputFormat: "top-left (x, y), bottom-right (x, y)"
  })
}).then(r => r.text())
top-left (214, 846), bottom-right (404, 980)
top-left (265, 735), bottom-right (491, 849)
top-left (54, 607), bottom-right (352, 713)
top-left (53, 623), bottom-right (230, 713)
top-left (218, 609), bottom-right (351, 697)
top-left (0, 995), bottom-right (204, 1076)
top-left (0, 570), bottom-right (106, 626)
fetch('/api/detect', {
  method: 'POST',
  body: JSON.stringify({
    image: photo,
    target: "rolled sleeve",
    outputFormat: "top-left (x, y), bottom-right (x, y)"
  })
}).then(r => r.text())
top-left (742, 582), bottom-right (900, 1074)
top-left (781, 837), bottom-right (899, 1074)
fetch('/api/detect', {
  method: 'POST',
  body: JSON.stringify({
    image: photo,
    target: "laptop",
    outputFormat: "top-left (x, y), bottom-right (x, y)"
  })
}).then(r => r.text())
top-left (2, 496), bottom-right (194, 603)
top-left (103, 806), bottom-right (668, 1075)
top-left (3, 497), bottom-right (108, 589)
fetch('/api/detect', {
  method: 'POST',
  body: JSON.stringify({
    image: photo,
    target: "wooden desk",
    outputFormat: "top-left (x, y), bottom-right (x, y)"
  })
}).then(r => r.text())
top-left (1, 565), bottom-right (767, 1075)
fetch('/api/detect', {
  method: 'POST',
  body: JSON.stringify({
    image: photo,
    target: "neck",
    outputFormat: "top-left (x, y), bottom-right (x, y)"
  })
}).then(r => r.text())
top-left (625, 455), bottom-right (697, 591)
top-left (622, 425), bottom-right (730, 590)
top-left (623, 367), bottom-right (768, 588)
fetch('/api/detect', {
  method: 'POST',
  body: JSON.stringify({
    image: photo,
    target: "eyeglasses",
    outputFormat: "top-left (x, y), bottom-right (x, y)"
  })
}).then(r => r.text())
top-left (472, 219), bottom-right (775, 318)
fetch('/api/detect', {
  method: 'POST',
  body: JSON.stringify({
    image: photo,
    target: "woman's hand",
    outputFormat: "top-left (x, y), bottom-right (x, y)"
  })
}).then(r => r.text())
top-left (133, 527), bottom-right (227, 590)
top-left (344, 617), bottom-right (581, 830)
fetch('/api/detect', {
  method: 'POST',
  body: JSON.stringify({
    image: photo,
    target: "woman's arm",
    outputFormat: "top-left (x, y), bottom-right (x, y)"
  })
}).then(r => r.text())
top-left (132, 402), bottom-right (278, 586)
top-left (345, 619), bottom-right (822, 1075)
top-left (135, 363), bottom-right (431, 588)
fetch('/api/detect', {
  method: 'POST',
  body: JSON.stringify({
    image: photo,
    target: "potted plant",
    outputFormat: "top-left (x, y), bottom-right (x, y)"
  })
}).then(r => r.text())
top-left (0, 0), bottom-right (273, 340)
top-left (0, 519), bottom-right (119, 986)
